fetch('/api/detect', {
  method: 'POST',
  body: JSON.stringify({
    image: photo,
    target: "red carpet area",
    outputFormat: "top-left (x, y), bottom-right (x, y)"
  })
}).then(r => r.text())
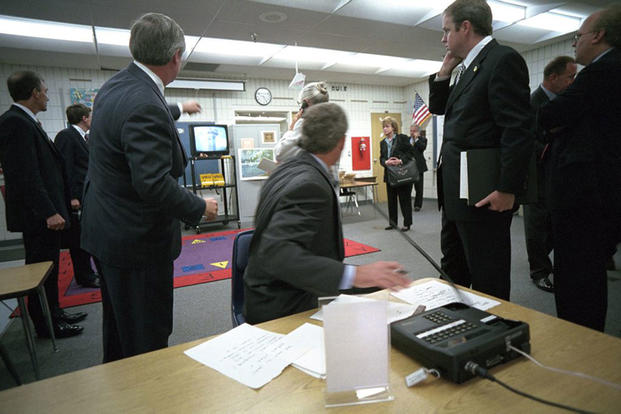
top-left (58, 229), bottom-right (380, 308)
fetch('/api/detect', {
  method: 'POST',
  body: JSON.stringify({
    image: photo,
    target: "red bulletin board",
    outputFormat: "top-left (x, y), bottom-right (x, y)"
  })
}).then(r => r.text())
top-left (351, 136), bottom-right (371, 170)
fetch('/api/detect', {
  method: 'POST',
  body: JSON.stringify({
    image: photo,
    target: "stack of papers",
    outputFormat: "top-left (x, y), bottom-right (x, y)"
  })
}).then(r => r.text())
top-left (390, 279), bottom-right (500, 311)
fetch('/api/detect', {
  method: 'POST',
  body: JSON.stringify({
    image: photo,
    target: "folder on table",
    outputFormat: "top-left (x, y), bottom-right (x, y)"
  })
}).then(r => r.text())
top-left (460, 148), bottom-right (536, 206)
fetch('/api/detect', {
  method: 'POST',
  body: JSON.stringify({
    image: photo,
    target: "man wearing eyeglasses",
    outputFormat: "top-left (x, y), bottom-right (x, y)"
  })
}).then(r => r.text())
top-left (539, 5), bottom-right (621, 331)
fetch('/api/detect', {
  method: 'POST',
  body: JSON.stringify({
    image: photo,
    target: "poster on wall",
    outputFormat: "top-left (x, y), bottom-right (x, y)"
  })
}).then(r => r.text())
top-left (239, 148), bottom-right (275, 180)
top-left (70, 88), bottom-right (99, 107)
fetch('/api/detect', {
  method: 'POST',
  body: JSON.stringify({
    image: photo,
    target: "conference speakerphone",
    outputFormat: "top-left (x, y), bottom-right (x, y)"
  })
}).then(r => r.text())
top-left (391, 302), bottom-right (530, 383)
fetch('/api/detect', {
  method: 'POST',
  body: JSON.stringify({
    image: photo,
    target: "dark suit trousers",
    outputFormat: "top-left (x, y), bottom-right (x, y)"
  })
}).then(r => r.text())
top-left (413, 172), bottom-right (424, 208)
top-left (386, 183), bottom-right (413, 227)
top-left (63, 213), bottom-right (94, 280)
top-left (440, 210), bottom-right (512, 300)
top-left (551, 208), bottom-right (611, 332)
top-left (23, 229), bottom-right (61, 333)
top-left (523, 199), bottom-right (553, 280)
top-left (95, 258), bottom-right (174, 363)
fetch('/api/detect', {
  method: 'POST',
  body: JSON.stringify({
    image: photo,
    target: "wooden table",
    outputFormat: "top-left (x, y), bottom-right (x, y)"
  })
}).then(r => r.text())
top-left (1, 279), bottom-right (620, 413)
top-left (0, 261), bottom-right (58, 382)
top-left (339, 180), bottom-right (378, 215)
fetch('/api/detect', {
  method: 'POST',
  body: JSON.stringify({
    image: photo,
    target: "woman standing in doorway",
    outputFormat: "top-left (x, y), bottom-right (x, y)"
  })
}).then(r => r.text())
top-left (380, 116), bottom-right (415, 231)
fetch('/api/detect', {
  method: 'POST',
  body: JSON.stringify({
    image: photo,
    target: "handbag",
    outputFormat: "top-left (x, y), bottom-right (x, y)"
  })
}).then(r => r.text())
top-left (386, 159), bottom-right (419, 187)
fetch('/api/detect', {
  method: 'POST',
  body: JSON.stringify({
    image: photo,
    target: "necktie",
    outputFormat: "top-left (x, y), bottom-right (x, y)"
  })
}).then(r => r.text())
top-left (84, 133), bottom-right (89, 143)
top-left (454, 64), bottom-right (466, 85)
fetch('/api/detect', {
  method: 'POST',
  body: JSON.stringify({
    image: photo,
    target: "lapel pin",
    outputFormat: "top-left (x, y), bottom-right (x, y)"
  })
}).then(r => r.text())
top-left (473, 65), bottom-right (478, 72)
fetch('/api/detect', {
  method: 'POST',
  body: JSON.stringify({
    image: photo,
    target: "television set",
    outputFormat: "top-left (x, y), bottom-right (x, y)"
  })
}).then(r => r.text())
top-left (189, 124), bottom-right (230, 158)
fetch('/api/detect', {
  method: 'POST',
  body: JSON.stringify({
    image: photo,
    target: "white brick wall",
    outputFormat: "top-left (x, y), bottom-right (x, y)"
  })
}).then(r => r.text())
top-left (0, 37), bottom-right (575, 240)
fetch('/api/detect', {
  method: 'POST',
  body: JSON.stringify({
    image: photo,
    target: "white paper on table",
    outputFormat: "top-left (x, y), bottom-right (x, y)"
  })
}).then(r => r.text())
top-left (184, 323), bottom-right (311, 389)
top-left (390, 279), bottom-right (500, 311)
top-left (290, 323), bottom-right (326, 379)
top-left (310, 294), bottom-right (416, 324)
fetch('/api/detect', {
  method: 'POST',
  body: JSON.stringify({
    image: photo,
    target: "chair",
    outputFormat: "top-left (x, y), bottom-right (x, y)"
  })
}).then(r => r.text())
top-left (231, 230), bottom-right (254, 327)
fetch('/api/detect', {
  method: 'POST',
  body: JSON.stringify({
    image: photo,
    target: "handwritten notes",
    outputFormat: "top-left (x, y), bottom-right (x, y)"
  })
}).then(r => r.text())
top-left (391, 279), bottom-right (500, 311)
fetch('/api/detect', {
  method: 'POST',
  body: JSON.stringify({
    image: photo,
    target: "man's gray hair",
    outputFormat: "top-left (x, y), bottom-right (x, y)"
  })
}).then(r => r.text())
top-left (299, 103), bottom-right (348, 154)
top-left (129, 13), bottom-right (185, 65)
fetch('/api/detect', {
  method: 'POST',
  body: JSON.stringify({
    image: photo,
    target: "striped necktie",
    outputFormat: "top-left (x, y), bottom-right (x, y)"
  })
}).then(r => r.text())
top-left (454, 64), bottom-right (466, 85)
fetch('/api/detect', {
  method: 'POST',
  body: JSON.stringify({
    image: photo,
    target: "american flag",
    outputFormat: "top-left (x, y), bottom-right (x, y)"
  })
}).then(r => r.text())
top-left (412, 92), bottom-right (432, 127)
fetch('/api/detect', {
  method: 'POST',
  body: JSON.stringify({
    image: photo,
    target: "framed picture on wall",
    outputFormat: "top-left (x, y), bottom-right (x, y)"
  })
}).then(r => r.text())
top-left (261, 130), bottom-right (276, 144)
top-left (239, 148), bottom-right (275, 180)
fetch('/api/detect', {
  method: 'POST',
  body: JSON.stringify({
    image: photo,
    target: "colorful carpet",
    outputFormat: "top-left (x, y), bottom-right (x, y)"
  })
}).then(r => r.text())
top-left (58, 229), bottom-right (380, 308)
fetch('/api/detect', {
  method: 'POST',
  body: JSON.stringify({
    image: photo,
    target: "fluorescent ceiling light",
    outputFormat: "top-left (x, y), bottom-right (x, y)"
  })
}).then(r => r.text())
top-left (94, 27), bottom-right (129, 46)
top-left (488, 0), bottom-right (525, 23)
top-left (193, 37), bottom-right (284, 58)
top-left (273, 45), bottom-right (352, 64)
top-left (518, 11), bottom-right (581, 33)
top-left (235, 116), bottom-right (286, 122)
top-left (168, 79), bottom-right (245, 91)
top-left (0, 14), bottom-right (92, 42)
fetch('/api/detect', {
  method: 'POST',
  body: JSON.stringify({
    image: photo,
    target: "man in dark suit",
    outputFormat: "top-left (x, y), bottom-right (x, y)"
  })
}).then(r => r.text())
top-left (428, 0), bottom-right (533, 300)
top-left (81, 13), bottom-right (218, 362)
top-left (54, 104), bottom-right (100, 288)
top-left (539, 6), bottom-right (621, 331)
top-left (243, 103), bottom-right (410, 324)
top-left (409, 124), bottom-right (429, 212)
top-left (524, 56), bottom-right (577, 293)
top-left (0, 71), bottom-right (85, 338)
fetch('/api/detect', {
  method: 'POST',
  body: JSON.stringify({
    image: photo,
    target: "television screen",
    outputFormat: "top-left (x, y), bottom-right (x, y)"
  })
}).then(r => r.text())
top-left (189, 124), bottom-right (229, 158)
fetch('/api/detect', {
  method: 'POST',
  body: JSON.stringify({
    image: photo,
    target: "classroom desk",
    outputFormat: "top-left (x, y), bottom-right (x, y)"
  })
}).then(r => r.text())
top-left (1, 279), bottom-right (620, 413)
top-left (339, 180), bottom-right (378, 215)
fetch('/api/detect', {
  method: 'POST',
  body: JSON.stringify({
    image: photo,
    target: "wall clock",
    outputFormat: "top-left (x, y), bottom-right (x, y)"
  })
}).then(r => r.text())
top-left (254, 87), bottom-right (272, 106)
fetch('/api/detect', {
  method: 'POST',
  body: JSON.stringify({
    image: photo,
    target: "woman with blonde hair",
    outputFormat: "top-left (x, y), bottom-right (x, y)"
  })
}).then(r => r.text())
top-left (380, 116), bottom-right (415, 231)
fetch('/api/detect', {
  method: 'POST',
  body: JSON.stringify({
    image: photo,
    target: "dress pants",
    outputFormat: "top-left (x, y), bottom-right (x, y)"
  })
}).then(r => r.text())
top-left (23, 228), bottom-right (61, 333)
top-left (413, 172), bottom-right (424, 208)
top-left (63, 213), bottom-right (95, 281)
top-left (440, 210), bottom-right (513, 300)
top-left (386, 182), bottom-right (413, 228)
top-left (95, 258), bottom-right (174, 362)
top-left (523, 199), bottom-right (553, 280)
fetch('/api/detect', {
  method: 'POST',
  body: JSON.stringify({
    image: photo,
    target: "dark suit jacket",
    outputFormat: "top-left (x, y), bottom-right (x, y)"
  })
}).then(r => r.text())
top-left (539, 47), bottom-right (621, 217)
top-left (429, 39), bottom-right (534, 221)
top-left (0, 105), bottom-right (70, 233)
top-left (410, 135), bottom-right (429, 173)
top-left (380, 133), bottom-right (414, 183)
top-left (81, 63), bottom-right (205, 267)
top-left (530, 86), bottom-right (551, 199)
top-left (243, 150), bottom-right (344, 324)
top-left (54, 126), bottom-right (88, 201)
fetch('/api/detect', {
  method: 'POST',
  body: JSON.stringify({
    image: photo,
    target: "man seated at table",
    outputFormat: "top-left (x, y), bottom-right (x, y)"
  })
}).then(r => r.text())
top-left (243, 102), bottom-right (410, 324)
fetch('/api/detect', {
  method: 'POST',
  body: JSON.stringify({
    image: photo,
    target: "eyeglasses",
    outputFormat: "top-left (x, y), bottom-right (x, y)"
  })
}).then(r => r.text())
top-left (573, 30), bottom-right (597, 42)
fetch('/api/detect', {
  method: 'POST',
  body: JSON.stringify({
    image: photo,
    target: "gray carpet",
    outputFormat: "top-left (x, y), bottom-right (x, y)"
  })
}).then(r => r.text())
top-left (0, 200), bottom-right (619, 390)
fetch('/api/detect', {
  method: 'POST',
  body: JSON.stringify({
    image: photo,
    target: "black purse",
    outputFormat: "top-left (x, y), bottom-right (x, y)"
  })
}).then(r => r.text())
top-left (386, 160), bottom-right (419, 187)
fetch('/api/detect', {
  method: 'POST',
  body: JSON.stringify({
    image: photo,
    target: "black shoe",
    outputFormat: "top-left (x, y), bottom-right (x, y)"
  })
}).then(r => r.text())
top-left (55, 309), bottom-right (88, 324)
top-left (38, 320), bottom-right (83, 339)
top-left (533, 276), bottom-right (554, 292)
top-left (76, 273), bottom-right (101, 289)
top-left (414, 207), bottom-right (421, 212)
top-left (385, 226), bottom-right (395, 230)
top-left (401, 226), bottom-right (411, 231)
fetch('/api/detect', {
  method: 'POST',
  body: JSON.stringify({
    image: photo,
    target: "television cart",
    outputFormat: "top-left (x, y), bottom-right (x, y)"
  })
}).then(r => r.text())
top-left (187, 154), bottom-right (240, 233)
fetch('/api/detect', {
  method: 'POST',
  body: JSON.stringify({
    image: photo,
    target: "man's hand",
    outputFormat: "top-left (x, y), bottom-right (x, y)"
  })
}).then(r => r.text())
top-left (475, 190), bottom-right (515, 212)
top-left (181, 100), bottom-right (202, 115)
top-left (438, 51), bottom-right (463, 78)
top-left (46, 214), bottom-right (66, 230)
top-left (203, 197), bottom-right (218, 220)
top-left (70, 198), bottom-right (81, 210)
top-left (354, 261), bottom-right (411, 291)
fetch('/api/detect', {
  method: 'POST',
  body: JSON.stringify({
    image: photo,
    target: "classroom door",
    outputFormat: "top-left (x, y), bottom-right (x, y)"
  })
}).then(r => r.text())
top-left (370, 112), bottom-right (402, 203)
